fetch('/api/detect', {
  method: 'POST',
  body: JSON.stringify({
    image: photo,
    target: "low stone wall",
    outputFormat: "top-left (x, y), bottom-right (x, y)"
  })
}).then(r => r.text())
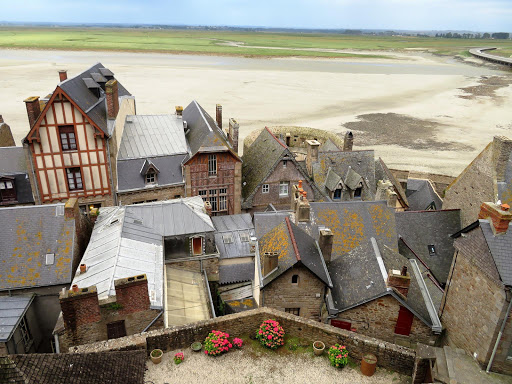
top-left (73, 307), bottom-right (416, 376)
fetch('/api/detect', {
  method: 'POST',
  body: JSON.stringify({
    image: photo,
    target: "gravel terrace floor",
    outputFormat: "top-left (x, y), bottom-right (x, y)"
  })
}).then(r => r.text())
top-left (145, 341), bottom-right (411, 384)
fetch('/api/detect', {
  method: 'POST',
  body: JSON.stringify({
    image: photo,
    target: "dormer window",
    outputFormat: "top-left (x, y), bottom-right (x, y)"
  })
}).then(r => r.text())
top-left (141, 159), bottom-right (160, 186)
top-left (59, 125), bottom-right (77, 151)
top-left (146, 171), bottom-right (156, 184)
top-left (354, 186), bottom-right (362, 198)
top-left (0, 178), bottom-right (16, 203)
top-left (333, 188), bottom-right (342, 200)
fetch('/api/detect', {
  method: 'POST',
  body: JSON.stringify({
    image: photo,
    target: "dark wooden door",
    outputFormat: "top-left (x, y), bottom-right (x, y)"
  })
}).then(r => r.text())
top-left (395, 306), bottom-right (414, 336)
top-left (107, 320), bottom-right (127, 340)
top-left (331, 319), bottom-right (351, 330)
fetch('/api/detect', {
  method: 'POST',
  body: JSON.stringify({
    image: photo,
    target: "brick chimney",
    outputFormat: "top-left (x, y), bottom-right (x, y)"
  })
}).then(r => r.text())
top-left (387, 266), bottom-right (411, 298)
top-left (216, 104), bottom-right (222, 129)
top-left (319, 228), bottom-right (334, 263)
top-left (64, 198), bottom-right (79, 220)
top-left (24, 96), bottom-right (41, 128)
top-left (105, 79), bottom-right (119, 119)
top-left (306, 140), bottom-right (320, 175)
top-left (228, 118), bottom-right (239, 154)
top-left (263, 252), bottom-right (279, 276)
top-left (175, 106), bottom-right (183, 117)
top-left (114, 274), bottom-right (150, 315)
top-left (479, 202), bottom-right (512, 234)
top-left (343, 131), bottom-right (354, 151)
top-left (59, 285), bottom-right (101, 331)
top-left (58, 70), bottom-right (68, 82)
top-left (296, 193), bottom-right (311, 223)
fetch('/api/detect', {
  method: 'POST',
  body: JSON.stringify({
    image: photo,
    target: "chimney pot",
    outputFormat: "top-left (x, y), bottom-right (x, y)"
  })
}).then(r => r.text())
top-left (216, 104), bottom-right (222, 129)
top-left (58, 70), bottom-right (68, 82)
top-left (175, 106), bottom-right (183, 116)
top-left (298, 180), bottom-right (303, 190)
top-left (72, 284), bottom-right (79, 293)
top-left (105, 79), bottom-right (119, 119)
top-left (479, 202), bottom-right (512, 234)
top-left (204, 201), bottom-right (212, 216)
top-left (0, 115), bottom-right (3, 124)
top-left (387, 269), bottom-right (411, 298)
top-left (80, 264), bottom-right (87, 274)
top-left (501, 204), bottom-right (510, 211)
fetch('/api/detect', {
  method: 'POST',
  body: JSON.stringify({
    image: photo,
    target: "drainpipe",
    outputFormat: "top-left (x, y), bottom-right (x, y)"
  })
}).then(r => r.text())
top-left (486, 288), bottom-right (512, 373)
top-left (143, 310), bottom-right (164, 333)
top-left (54, 334), bottom-right (60, 354)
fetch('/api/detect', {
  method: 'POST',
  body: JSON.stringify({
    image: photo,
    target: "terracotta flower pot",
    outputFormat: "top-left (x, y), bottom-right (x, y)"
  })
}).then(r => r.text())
top-left (150, 349), bottom-right (163, 364)
top-left (313, 341), bottom-right (325, 356)
top-left (80, 264), bottom-right (86, 274)
top-left (72, 284), bottom-right (79, 293)
top-left (361, 353), bottom-right (377, 376)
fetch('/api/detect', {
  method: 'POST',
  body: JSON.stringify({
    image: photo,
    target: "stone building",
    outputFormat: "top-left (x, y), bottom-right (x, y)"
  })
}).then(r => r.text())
top-left (440, 202), bottom-right (512, 374)
top-left (242, 127), bottom-right (322, 211)
top-left (257, 216), bottom-right (332, 321)
top-left (22, 64), bottom-right (135, 210)
top-left (116, 114), bottom-right (187, 205)
top-left (0, 147), bottom-right (35, 207)
top-left (0, 115), bottom-right (16, 147)
top-left (443, 136), bottom-right (512, 227)
top-left (183, 101), bottom-right (242, 216)
top-left (0, 199), bottom-right (91, 352)
top-left (405, 178), bottom-right (443, 211)
top-left (0, 295), bottom-right (40, 355)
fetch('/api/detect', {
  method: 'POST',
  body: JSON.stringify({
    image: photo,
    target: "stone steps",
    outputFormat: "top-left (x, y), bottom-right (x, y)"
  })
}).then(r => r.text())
top-left (433, 346), bottom-right (460, 384)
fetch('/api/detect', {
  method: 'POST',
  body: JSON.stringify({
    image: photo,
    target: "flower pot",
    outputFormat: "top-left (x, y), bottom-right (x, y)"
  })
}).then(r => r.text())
top-left (361, 353), bottom-right (377, 376)
top-left (313, 341), bottom-right (325, 356)
top-left (191, 342), bottom-right (202, 352)
top-left (72, 284), bottom-right (79, 293)
top-left (80, 264), bottom-right (87, 274)
top-left (150, 349), bottom-right (163, 364)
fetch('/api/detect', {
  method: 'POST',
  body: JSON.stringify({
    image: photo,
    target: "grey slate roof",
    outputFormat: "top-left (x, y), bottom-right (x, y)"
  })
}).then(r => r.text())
top-left (213, 214), bottom-right (255, 260)
top-left (406, 178), bottom-right (443, 211)
top-left (59, 63), bottom-right (131, 136)
top-left (324, 168), bottom-right (342, 192)
top-left (480, 220), bottom-right (512, 286)
top-left (0, 147), bottom-right (34, 204)
top-left (0, 295), bottom-right (34, 342)
top-left (253, 210), bottom-right (293, 239)
top-left (0, 204), bottom-right (76, 291)
top-left (219, 263), bottom-right (254, 285)
top-left (395, 210), bottom-right (461, 284)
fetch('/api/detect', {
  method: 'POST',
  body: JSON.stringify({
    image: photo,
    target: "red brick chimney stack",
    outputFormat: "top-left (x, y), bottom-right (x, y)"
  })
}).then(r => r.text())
top-left (479, 202), bottom-right (512, 234)
top-left (64, 198), bottom-right (79, 220)
top-left (24, 96), bottom-right (41, 128)
top-left (114, 274), bottom-right (150, 315)
top-left (59, 285), bottom-right (101, 331)
top-left (59, 70), bottom-right (68, 82)
top-left (105, 79), bottom-right (119, 119)
top-left (387, 268), bottom-right (411, 298)
top-left (216, 104), bottom-right (222, 129)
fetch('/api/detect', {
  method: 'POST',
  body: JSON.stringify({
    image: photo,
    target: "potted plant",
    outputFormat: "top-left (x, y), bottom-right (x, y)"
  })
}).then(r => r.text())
top-left (150, 349), bottom-right (163, 364)
top-left (328, 344), bottom-right (348, 368)
top-left (191, 341), bottom-right (202, 352)
top-left (173, 352), bottom-right (184, 365)
top-left (256, 319), bottom-right (285, 350)
top-left (361, 353), bottom-right (377, 376)
top-left (313, 341), bottom-right (325, 356)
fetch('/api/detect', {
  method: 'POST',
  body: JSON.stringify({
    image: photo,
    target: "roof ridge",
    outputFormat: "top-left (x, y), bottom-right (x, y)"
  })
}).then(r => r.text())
top-left (285, 217), bottom-right (301, 261)
top-left (265, 127), bottom-right (287, 149)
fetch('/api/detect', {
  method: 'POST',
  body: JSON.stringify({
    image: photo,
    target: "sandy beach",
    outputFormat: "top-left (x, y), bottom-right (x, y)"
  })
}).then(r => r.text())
top-left (1, 48), bottom-right (511, 176)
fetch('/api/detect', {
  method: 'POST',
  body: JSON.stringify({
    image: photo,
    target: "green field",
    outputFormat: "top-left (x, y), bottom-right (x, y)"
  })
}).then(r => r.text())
top-left (1, 27), bottom-right (512, 59)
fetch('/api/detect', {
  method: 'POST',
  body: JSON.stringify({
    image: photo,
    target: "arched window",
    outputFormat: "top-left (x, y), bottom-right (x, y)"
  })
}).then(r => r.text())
top-left (291, 274), bottom-right (299, 284)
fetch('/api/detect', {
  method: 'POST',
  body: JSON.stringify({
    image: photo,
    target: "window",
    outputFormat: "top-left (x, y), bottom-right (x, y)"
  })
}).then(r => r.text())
top-left (428, 245), bottom-right (436, 256)
top-left (239, 231), bottom-right (250, 242)
top-left (107, 320), bottom-right (127, 340)
top-left (0, 178), bottom-right (16, 202)
top-left (333, 188), bottom-right (342, 200)
top-left (222, 233), bottom-right (233, 244)
top-left (279, 181), bottom-right (289, 197)
top-left (59, 125), bottom-right (77, 151)
top-left (208, 154), bottom-right (217, 176)
top-left (219, 195), bottom-right (227, 211)
top-left (146, 171), bottom-right (156, 184)
top-left (291, 275), bottom-right (299, 284)
top-left (199, 190), bottom-right (207, 199)
top-left (45, 253), bottom-right (55, 265)
top-left (354, 187), bottom-right (362, 198)
top-left (262, 184), bottom-right (269, 194)
top-left (192, 237), bottom-right (203, 255)
top-left (209, 195), bottom-right (218, 212)
top-left (285, 308), bottom-right (300, 316)
top-left (66, 167), bottom-right (83, 190)
top-left (199, 188), bottom-right (228, 214)
top-left (283, 160), bottom-right (287, 168)
top-left (19, 316), bottom-right (33, 352)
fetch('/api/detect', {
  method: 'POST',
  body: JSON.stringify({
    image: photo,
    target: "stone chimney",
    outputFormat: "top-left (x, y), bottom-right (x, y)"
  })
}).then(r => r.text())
top-left (387, 267), bottom-right (411, 298)
top-left (376, 180), bottom-right (398, 208)
top-left (492, 136), bottom-right (512, 184)
top-left (228, 118), bottom-right (239, 154)
top-left (24, 96), bottom-right (41, 128)
top-left (105, 79), bottom-right (119, 119)
top-left (114, 274), bottom-right (150, 315)
top-left (306, 140), bottom-right (320, 175)
top-left (204, 201), bottom-right (212, 216)
top-left (216, 104), bottom-right (222, 129)
top-left (58, 70), bottom-right (68, 82)
top-left (64, 198), bottom-right (79, 220)
top-left (59, 285), bottom-right (101, 331)
top-left (319, 228), bottom-right (334, 263)
top-left (479, 202), bottom-right (512, 234)
top-left (0, 116), bottom-right (15, 147)
top-left (175, 106), bottom-right (183, 117)
top-left (263, 252), bottom-right (279, 276)
top-left (296, 193), bottom-right (311, 223)
top-left (343, 131), bottom-right (354, 151)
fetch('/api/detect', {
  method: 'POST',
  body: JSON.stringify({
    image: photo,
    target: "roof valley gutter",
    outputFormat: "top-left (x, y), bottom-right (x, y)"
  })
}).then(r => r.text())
top-left (410, 259), bottom-right (442, 332)
top-left (142, 310), bottom-right (163, 333)
top-left (371, 237), bottom-right (388, 282)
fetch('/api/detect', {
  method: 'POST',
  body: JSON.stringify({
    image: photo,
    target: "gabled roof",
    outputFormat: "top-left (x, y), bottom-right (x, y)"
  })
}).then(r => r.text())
top-left (406, 178), bottom-right (443, 211)
top-left (344, 167), bottom-right (363, 190)
top-left (320, 139), bottom-right (342, 152)
top-left (0, 295), bottom-right (34, 342)
top-left (0, 147), bottom-right (34, 204)
top-left (375, 157), bottom-right (409, 208)
top-left (183, 100), bottom-right (239, 159)
top-left (259, 217), bottom-right (332, 287)
top-left (0, 204), bottom-right (76, 291)
top-left (324, 168), bottom-right (342, 192)
top-left (396, 209), bottom-right (461, 284)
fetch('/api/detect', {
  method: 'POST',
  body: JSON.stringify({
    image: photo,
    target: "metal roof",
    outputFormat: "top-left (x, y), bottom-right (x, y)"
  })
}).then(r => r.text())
top-left (118, 115), bottom-right (188, 160)
top-left (213, 214), bottom-right (255, 260)
top-left (0, 295), bottom-right (34, 342)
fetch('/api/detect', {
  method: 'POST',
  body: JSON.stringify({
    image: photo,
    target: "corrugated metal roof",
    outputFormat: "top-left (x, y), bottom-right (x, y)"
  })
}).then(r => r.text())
top-left (213, 214), bottom-right (255, 260)
top-left (118, 115), bottom-right (188, 160)
top-left (0, 295), bottom-right (33, 342)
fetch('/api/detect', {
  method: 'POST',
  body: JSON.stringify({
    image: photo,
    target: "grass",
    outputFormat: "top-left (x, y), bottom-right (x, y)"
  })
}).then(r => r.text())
top-left (1, 27), bottom-right (512, 59)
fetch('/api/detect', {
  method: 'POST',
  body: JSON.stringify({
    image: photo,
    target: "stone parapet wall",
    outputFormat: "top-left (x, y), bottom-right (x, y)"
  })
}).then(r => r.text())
top-left (117, 185), bottom-right (185, 206)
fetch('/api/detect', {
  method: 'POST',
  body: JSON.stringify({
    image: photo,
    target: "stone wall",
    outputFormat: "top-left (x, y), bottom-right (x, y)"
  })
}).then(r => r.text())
top-left (167, 256), bottom-right (219, 281)
top-left (117, 185), bottom-right (185, 206)
top-left (261, 265), bottom-right (325, 321)
top-left (330, 295), bottom-right (437, 346)
top-left (389, 168), bottom-right (455, 198)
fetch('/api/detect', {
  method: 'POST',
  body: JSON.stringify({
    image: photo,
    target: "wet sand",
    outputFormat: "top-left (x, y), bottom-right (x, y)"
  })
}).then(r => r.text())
top-left (1, 48), bottom-right (511, 176)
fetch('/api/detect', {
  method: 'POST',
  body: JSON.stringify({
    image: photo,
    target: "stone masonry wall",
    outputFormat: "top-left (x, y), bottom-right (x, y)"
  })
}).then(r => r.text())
top-left (73, 307), bottom-right (416, 376)
top-left (117, 185), bottom-right (185, 206)
top-left (261, 265), bottom-right (326, 321)
top-left (331, 295), bottom-right (437, 346)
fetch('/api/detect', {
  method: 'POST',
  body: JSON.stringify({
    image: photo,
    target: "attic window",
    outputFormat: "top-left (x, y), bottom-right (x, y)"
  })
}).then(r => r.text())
top-left (354, 187), bottom-right (362, 198)
top-left (45, 253), bottom-right (55, 265)
top-left (428, 245), bottom-right (436, 256)
top-left (239, 232), bottom-right (250, 242)
top-left (222, 234), bottom-right (234, 244)
top-left (146, 172), bottom-right (156, 184)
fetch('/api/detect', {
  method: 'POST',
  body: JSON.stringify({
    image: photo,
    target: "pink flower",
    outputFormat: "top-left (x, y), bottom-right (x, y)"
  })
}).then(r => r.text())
top-left (267, 335), bottom-right (272, 340)
top-left (205, 351), bottom-right (208, 355)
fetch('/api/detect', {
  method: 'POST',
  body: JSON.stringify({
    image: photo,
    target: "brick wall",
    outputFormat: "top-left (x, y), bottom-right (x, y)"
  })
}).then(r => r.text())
top-left (117, 185), bottom-right (185, 205)
top-left (261, 265), bottom-right (325, 321)
top-left (114, 276), bottom-right (150, 315)
top-left (331, 295), bottom-right (437, 346)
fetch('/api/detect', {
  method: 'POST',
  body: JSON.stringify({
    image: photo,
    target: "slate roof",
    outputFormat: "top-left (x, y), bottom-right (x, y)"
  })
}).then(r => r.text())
top-left (219, 263), bottom-right (254, 285)
top-left (253, 210), bottom-right (293, 240)
top-left (324, 168), bottom-right (342, 192)
top-left (258, 217), bottom-right (332, 287)
top-left (0, 204), bottom-right (76, 291)
top-left (212, 214), bottom-right (255, 260)
top-left (480, 220), bottom-right (512, 286)
top-left (375, 158), bottom-right (408, 208)
top-left (59, 63), bottom-right (131, 136)
top-left (0, 295), bottom-right (34, 342)
top-left (183, 100), bottom-right (238, 159)
top-left (6, 350), bottom-right (146, 384)
top-left (225, 297), bottom-right (258, 313)
top-left (395, 210), bottom-right (461, 284)
top-left (0, 147), bottom-right (34, 204)
top-left (406, 178), bottom-right (443, 211)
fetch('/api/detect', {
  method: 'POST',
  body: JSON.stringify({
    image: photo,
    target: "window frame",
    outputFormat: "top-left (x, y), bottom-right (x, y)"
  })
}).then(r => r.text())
top-left (291, 274), bottom-right (299, 285)
top-left (284, 307), bottom-right (300, 316)
top-left (66, 167), bottom-right (83, 191)
top-left (59, 125), bottom-right (77, 151)
top-left (0, 178), bottom-right (16, 202)
top-left (262, 184), bottom-right (269, 194)
top-left (279, 181), bottom-right (289, 197)
top-left (145, 171), bottom-right (156, 184)
top-left (333, 188), bottom-right (342, 200)
top-left (354, 186), bottom-right (363, 198)
top-left (208, 154), bottom-right (217, 176)
top-left (19, 316), bottom-right (33, 352)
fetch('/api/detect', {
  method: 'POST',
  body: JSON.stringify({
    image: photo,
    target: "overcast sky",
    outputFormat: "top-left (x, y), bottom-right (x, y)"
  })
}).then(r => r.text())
top-left (2, 0), bottom-right (511, 32)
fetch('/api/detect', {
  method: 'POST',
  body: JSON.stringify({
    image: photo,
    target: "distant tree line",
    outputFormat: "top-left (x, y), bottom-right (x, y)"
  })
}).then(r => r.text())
top-left (434, 32), bottom-right (510, 39)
